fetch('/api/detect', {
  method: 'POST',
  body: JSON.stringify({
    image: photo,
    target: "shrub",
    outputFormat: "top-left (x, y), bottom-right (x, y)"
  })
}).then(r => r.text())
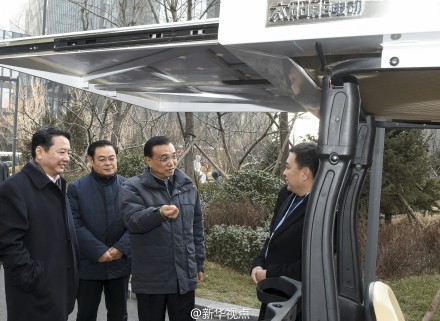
top-left (221, 170), bottom-right (284, 209)
top-left (204, 199), bottom-right (271, 232)
top-left (118, 153), bottom-right (145, 178)
top-left (200, 169), bottom-right (283, 230)
top-left (205, 224), bottom-right (269, 273)
top-left (375, 222), bottom-right (440, 279)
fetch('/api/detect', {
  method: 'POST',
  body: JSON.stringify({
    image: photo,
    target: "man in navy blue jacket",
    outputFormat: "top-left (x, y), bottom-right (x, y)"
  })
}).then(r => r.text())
top-left (120, 136), bottom-right (205, 321)
top-left (68, 140), bottom-right (131, 321)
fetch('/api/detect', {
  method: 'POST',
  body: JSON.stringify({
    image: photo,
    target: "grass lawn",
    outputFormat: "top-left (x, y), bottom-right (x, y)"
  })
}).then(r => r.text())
top-left (196, 261), bottom-right (440, 320)
top-left (389, 275), bottom-right (440, 321)
top-left (196, 261), bottom-right (260, 309)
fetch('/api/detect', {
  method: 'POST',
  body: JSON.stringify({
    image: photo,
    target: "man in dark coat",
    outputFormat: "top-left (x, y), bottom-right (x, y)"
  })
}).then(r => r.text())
top-left (68, 140), bottom-right (131, 321)
top-left (120, 136), bottom-right (205, 321)
top-left (0, 126), bottom-right (79, 321)
top-left (251, 142), bottom-right (319, 320)
top-left (0, 160), bottom-right (9, 182)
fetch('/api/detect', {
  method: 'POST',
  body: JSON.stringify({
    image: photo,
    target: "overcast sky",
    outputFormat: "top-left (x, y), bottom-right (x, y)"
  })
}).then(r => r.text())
top-left (0, 0), bottom-right (24, 31)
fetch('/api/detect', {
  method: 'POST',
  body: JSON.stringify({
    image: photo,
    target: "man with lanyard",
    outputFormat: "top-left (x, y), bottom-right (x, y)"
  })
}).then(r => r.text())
top-left (251, 142), bottom-right (319, 320)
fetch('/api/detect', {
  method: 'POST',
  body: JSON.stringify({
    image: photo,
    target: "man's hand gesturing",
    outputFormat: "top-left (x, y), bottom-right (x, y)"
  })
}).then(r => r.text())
top-left (160, 205), bottom-right (179, 219)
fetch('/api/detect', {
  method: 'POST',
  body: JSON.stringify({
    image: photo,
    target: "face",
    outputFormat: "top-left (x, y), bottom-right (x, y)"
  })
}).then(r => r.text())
top-left (283, 152), bottom-right (308, 195)
top-left (89, 145), bottom-right (117, 177)
top-left (35, 135), bottom-right (71, 177)
top-left (145, 143), bottom-right (177, 179)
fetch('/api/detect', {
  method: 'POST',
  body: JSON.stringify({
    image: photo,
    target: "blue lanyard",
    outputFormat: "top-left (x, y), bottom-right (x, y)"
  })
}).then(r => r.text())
top-left (265, 194), bottom-right (308, 258)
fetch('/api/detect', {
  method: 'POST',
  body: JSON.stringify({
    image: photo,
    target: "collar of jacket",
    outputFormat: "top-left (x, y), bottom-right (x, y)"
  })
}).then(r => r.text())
top-left (91, 168), bottom-right (117, 185)
top-left (141, 167), bottom-right (193, 190)
top-left (22, 161), bottom-right (66, 191)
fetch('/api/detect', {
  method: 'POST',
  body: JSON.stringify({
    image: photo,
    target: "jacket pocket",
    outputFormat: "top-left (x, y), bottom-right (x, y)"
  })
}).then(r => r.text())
top-left (12, 260), bottom-right (45, 294)
top-left (186, 242), bottom-right (197, 278)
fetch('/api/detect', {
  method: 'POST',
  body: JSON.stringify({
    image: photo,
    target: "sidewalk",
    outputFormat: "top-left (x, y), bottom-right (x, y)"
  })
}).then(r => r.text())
top-left (0, 268), bottom-right (258, 321)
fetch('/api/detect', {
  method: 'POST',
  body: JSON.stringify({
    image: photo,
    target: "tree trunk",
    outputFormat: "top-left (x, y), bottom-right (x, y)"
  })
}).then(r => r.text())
top-left (278, 112), bottom-right (290, 178)
top-left (111, 101), bottom-right (131, 146)
top-left (398, 193), bottom-right (425, 228)
top-left (217, 112), bottom-right (235, 173)
top-left (422, 288), bottom-right (440, 321)
top-left (184, 112), bottom-right (195, 181)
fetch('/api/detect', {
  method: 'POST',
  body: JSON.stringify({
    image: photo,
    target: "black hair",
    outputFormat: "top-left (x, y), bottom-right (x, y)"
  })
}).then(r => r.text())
top-left (143, 136), bottom-right (171, 157)
top-left (31, 127), bottom-right (71, 159)
top-left (87, 140), bottom-right (118, 158)
top-left (290, 142), bottom-right (319, 177)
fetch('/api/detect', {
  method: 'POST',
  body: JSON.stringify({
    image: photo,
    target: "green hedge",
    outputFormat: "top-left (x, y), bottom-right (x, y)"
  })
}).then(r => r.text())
top-left (205, 224), bottom-right (269, 273)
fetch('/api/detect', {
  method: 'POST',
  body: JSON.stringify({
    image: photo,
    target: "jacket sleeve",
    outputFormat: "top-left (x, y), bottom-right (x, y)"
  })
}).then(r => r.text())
top-left (265, 259), bottom-right (302, 281)
top-left (193, 192), bottom-right (205, 272)
top-left (0, 183), bottom-right (44, 293)
top-left (112, 230), bottom-right (131, 256)
top-left (120, 180), bottom-right (166, 234)
top-left (250, 204), bottom-right (279, 272)
top-left (251, 237), bottom-right (269, 271)
top-left (67, 183), bottom-right (108, 262)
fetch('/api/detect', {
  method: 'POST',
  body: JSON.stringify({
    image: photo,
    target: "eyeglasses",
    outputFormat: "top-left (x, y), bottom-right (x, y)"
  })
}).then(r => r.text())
top-left (151, 155), bottom-right (177, 163)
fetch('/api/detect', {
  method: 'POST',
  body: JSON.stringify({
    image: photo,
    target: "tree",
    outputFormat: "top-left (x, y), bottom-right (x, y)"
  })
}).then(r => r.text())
top-left (379, 129), bottom-right (440, 224)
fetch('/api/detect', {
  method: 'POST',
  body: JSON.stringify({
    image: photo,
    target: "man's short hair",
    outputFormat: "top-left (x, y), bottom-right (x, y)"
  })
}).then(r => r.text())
top-left (31, 127), bottom-right (71, 159)
top-left (290, 142), bottom-right (319, 177)
top-left (144, 136), bottom-right (171, 157)
top-left (87, 140), bottom-right (118, 158)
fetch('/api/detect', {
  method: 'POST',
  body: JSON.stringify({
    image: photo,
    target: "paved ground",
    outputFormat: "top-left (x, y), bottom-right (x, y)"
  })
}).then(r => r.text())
top-left (0, 266), bottom-right (258, 321)
top-left (0, 267), bottom-right (139, 321)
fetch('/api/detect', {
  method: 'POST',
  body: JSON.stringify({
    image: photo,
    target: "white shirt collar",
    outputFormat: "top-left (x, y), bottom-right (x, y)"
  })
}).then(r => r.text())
top-left (46, 174), bottom-right (60, 183)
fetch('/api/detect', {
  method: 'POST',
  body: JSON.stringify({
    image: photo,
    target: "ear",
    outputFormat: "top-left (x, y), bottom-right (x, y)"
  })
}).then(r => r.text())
top-left (35, 146), bottom-right (44, 160)
top-left (144, 157), bottom-right (150, 166)
top-left (302, 167), bottom-right (311, 180)
top-left (87, 155), bottom-right (94, 166)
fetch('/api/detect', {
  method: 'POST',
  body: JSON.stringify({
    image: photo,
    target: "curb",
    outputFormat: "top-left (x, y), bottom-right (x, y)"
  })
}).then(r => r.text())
top-left (128, 294), bottom-right (259, 320)
top-left (195, 297), bottom-right (259, 320)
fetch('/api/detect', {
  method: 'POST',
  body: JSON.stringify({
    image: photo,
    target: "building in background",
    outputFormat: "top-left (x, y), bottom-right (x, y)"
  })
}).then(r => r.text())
top-left (0, 29), bottom-right (27, 152)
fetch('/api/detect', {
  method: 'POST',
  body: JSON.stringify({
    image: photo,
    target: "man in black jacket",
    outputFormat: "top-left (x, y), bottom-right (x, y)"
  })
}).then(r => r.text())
top-left (0, 160), bottom-right (8, 182)
top-left (0, 127), bottom-right (79, 321)
top-left (68, 140), bottom-right (131, 321)
top-left (251, 142), bottom-right (319, 320)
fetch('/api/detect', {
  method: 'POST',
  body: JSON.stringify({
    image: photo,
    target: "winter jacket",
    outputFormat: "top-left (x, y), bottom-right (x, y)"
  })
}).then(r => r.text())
top-left (120, 167), bottom-right (205, 295)
top-left (252, 192), bottom-right (308, 281)
top-left (0, 162), bottom-right (79, 321)
top-left (68, 171), bottom-right (131, 280)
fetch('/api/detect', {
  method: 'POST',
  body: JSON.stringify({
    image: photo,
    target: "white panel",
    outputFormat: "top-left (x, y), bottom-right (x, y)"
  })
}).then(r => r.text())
top-left (381, 32), bottom-right (440, 68)
top-left (219, 0), bottom-right (440, 57)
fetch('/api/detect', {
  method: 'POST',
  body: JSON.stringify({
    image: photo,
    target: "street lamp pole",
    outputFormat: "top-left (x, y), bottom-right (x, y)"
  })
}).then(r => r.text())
top-left (42, 0), bottom-right (48, 35)
top-left (0, 76), bottom-right (19, 174)
top-left (11, 77), bottom-right (19, 175)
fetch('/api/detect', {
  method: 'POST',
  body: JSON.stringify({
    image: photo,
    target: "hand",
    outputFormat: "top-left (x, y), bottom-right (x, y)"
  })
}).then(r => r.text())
top-left (251, 266), bottom-right (266, 284)
top-left (98, 250), bottom-right (112, 263)
top-left (108, 247), bottom-right (124, 260)
top-left (197, 272), bottom-right (204, 283)
top-left (160, 205), bottom-right (179, 219)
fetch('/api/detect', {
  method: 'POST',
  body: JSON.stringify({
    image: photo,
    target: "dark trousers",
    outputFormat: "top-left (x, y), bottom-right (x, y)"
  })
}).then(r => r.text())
top-left (76, 276), bottom-right (129, 321)
top-left (136, 291), bottom-right (195, 321)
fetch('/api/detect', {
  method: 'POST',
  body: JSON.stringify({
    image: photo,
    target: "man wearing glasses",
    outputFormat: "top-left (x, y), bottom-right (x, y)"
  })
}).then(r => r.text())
top-left (120, 136), bottom-right (205, 321)
top-left (68, 140), bottom-right (131, 321)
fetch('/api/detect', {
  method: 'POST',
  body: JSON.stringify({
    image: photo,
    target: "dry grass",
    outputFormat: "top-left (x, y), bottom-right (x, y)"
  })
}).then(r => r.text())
top-left (196, 261), bottom-right (260, 309)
